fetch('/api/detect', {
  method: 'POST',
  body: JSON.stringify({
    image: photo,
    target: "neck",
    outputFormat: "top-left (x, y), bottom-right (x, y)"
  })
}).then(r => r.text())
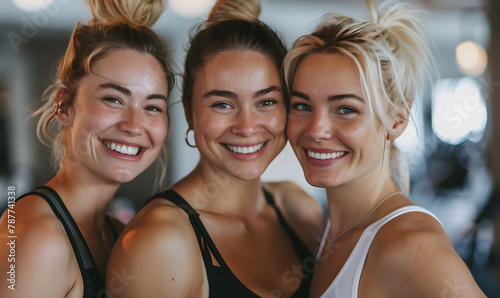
top-left (325, 172), bottom-right (400, 236)
top-left (46, 164), bottom-right (120, 231)
top-left (173, 163), bottom-right (267, 218)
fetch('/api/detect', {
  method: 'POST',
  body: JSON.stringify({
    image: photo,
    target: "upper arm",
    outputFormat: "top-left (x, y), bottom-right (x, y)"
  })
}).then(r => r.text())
top-left (0, 211), bottom-right (75, 297)
top-left (372, 214), bottom-right (486, 298)
top-left (265, 181), bottom-right (326, 253)
top-left (106, 205), bottom-right (208, 298)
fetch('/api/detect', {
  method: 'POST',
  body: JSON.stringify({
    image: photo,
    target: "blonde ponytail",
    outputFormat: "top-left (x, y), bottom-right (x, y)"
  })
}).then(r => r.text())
top-left (88, 0), bottom-right (165, 27)
top-left (390, 144), bottom-right (410, 195)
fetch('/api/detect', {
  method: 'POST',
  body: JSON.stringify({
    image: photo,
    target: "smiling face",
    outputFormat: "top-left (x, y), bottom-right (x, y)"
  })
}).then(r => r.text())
top-left (188, 50), bottom-right (286, 180)
top-left (61, 49), bottom-right (169, 184)
top-left (287, 53), bottom-right (388, 188)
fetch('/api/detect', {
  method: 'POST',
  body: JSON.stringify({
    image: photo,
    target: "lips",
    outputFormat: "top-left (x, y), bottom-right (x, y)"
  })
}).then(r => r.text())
top-left (225, 142), bottom-right (265, 154)
top-left (104, 141), bottom-right (140, 156)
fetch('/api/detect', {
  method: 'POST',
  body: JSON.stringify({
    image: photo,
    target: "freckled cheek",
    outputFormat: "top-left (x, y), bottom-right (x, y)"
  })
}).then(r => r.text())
top-left (265, 118), bottom-right (286, 135)
top-left (286, 118), bottom-right (308, 143)
top-left (74, 115), bottom-right (115, 137)
top-left (264, 114), bottom-right (286, 136)
top-left (86, 109), bottom-right (123, 129)
top-left (195, 117), bottom-right (232, 142)
top-left (147, 118), bottom-right (168, 146)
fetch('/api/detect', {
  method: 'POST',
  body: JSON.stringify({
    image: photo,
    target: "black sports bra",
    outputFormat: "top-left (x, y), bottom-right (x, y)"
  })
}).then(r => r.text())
top-left (151, 188), bottom-right (314, 297)
top-left (16, 186), bottom-right (119, 298)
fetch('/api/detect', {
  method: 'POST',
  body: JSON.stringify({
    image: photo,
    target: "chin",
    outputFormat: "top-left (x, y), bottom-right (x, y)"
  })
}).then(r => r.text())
top-left (232, 167), bottom-right (265, 181)
top-left (304, 172), bottom-right (338, 188)
top-left (106, 170), bottom-right (141, 184)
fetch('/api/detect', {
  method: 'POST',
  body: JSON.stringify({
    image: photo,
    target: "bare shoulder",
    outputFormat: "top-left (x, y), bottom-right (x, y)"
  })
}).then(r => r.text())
top-left (264, 181), bottom-right (325, 252)
top-left (368, 210), bottom-right (486, 297)
top-left (113, 199), bottom-right (200, 254)
top-left (107, 199), bottom-right (208, 298)
top-left (0, 195), bottom-right (76, 297)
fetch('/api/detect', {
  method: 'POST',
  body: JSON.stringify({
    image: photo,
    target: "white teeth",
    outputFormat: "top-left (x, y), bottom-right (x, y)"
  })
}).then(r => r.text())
top-left (226, 142), bottom-right (265, 154)
top-left (104, 141), bottom-right (140, 156)
top-left (308, 151), bottom-right (346, 160)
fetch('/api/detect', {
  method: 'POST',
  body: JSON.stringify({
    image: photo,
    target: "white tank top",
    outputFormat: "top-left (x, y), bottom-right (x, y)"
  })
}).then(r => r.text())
top-left (316, 205), bottom-right (442, 298)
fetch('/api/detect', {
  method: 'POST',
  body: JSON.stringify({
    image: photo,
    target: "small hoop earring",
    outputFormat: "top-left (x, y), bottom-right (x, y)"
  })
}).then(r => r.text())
top-left (184, 128), bottom-right (196, 148)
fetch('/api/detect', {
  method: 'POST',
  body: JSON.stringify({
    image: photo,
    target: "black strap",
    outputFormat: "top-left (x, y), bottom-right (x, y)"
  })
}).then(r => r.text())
top-left (151, 190), bottom-right (214, 267)
top-left (154, 188), bottom-right (314, 279)
top-left (17, 186), bottom-right (103, 297)
top-left (262, 188), bottom-right (313, 261)
top-left (105, 215), bottom-right (119, 241)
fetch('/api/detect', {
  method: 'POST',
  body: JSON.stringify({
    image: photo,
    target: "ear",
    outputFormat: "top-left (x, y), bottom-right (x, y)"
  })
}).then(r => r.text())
top-left (387, 107), bottom-right (409, 141)
top-left (54, 88), bottom-right (73, 126)
top-left (182, 97), bottom-right (193, 129)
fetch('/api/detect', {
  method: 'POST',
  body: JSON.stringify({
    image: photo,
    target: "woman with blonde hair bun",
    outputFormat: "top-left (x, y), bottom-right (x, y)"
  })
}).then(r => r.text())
top-left (0, 0), bottom-right (174, 297)
top-left (284, 0), bottom-right (486, 297)
top-left (107, 0), bottom-right (324, 297)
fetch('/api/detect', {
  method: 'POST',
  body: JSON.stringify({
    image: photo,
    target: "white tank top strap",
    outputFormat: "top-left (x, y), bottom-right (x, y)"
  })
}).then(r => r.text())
top-left (319, 205), bottom-right (442, 298)
top-left (367, 205), bottom-right (442, 231)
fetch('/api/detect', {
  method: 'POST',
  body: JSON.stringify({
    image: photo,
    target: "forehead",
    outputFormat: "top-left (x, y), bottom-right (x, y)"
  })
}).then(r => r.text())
top-left (86, 49), bottom-right (169, 93)
top-left (294, 53), bottom-right (361, 89)
top-left (195, 50), bottom-right (281, 90)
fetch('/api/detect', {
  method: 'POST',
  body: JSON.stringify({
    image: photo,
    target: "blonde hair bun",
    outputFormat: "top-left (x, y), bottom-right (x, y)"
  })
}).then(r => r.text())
top-left (87, 0), bottom-right (165, 27)
top-left (207, 0), bottom-right (261, 25)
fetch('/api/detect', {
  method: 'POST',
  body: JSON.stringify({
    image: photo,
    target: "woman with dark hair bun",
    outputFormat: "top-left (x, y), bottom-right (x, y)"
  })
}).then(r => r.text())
top-left (107, 0), bottom-right (324, 297)
top-left (0, 0), bottom-right (174, 297)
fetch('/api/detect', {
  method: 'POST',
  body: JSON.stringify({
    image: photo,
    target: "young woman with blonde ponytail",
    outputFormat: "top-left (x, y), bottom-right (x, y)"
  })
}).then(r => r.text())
top-left (283, 0), bottom-right (485, 297)
top-left (107, 0), bottom-right (324, 297)
top-left (0, 0), bottom-right (174, 297)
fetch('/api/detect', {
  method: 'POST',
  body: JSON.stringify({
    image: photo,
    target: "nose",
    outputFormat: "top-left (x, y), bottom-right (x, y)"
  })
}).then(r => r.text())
top-left (118, 108), bottom-right (144, 136)
top-left (231, 109), bottom-right (260, 136)
top-left (304, 110), bottom-right (332, 142)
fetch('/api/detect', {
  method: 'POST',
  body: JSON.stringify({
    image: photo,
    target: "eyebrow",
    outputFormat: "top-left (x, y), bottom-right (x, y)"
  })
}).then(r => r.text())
top-left (99, 82), bottom-right (167, 101)
top-left (291, 91), bottom-right (363, 102)
top-left (100, 82), bottom-right (131, 96)
top-left (328, 94), bottom-right (364, 102)
top-left (203, 86), bottom-right (282, 99)
top-left (254, 86), bottom-right (281, 98)
top-left (203, 90), bottom-right (236, 99)
top-left (291, 91), bottom-right (310, 101)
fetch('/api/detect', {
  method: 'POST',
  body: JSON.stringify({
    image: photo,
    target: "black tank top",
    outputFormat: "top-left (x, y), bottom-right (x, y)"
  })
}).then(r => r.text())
top-left (151, 188), bottom-right (314, 297)
top-left (16, 186), bottom-right (119, 298)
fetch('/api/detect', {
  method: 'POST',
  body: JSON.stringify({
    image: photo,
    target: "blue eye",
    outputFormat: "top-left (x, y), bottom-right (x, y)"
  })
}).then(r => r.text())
top-left (339, 107), bottom-right (356, 114)
top-left (102, 96), bottom-right (121, 104)
top-left (145, 106), bottom-right (163, 112)
top-left (259, 99), bottom-right (278, 107)
top-left (212, 102), bottom-right (231, 109)
top-left (292, 103), bottom-right (311, 111)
